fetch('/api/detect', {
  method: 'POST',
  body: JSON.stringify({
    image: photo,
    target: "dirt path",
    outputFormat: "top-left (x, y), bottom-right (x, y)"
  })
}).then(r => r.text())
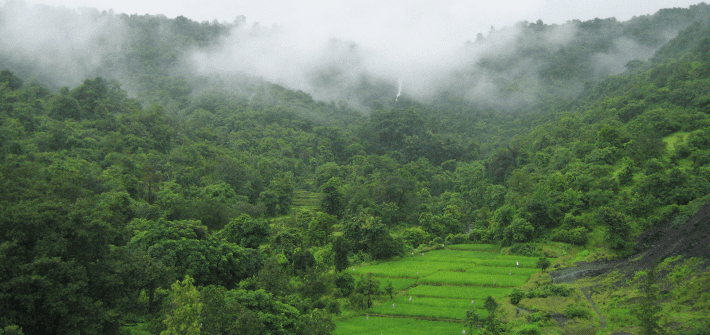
top-left (549, 261), bottom-right (621, 284)
top-left (580, 286), bottom-right (606, 328)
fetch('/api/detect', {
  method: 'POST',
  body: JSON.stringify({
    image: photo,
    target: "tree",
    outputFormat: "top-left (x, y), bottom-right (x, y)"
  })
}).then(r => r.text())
top-left (384, 280), bottom-right (395, 301)
top-left (307, 212), bottom-right (336, 247)
top-left (257, 257), bottom-right (291, 296)
top-left (509, 288), bottom-right (525, 305)
top-left (0, 70), bottom-right (22, 90)
top-left (484, 296), bottom-right (503, 335)
top-left (597, 207), bottom-right (631, 251)
top-left (537, 257), bottom-right (551, 272)
top-left (355, 273), bottom-right (380, 308)
top-left (333, 235), bottom-right (350, 272)
top-left (465, 309), bottom-right (483, 335)
top-left (161, 275), bottom-right (203, 335)
top-left (632, 264), bottom-right (666, 335)
top-left (219, 214), bottom-right (271, 249)
top-left (320, 177), bottom-right (345, 218)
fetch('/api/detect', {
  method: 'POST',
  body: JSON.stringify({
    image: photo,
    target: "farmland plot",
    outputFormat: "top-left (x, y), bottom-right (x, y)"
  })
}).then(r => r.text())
top-left (336, 245), bottom-right (542, 335)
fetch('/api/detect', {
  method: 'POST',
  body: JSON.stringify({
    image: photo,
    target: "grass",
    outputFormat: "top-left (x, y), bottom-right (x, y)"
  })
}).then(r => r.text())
top-left (407, 285), bottom-right (514, 299)
top-left (350, 260), bottom-right (438, 278)
top-left (335, 316), bottom-right (466, 335)
top-left (368, 301), bottom-right (470, 320)
top-left (419, 271), bottom-right (529, 287)
top-left (467, 265), bottom-right (539, 276)
top-left (339, 247), bottom-right (542, 334)
top-left (477, 258), bottom-right (538, 268)
top-left (378, 277), bottom-right (418, 291)
top-left (446, 244), bottom-right (499, 251)
top-left (368, 295), bottom-right (490, 320)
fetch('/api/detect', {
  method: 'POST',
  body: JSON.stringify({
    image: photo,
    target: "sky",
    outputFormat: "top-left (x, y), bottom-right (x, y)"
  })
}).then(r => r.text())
top-left (11, 0), bottom-right (706, 51)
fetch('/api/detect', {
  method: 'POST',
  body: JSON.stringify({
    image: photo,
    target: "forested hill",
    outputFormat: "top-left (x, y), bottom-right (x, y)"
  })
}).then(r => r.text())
top-left (1, 2), bottom-right (710, 334)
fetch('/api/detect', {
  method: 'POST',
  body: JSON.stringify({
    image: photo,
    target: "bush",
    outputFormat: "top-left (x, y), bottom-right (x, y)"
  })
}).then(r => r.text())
top-left (551, 226), bottom-right (589, 246)
top-left (515, 324), bottom-right (542, 335)
top-left (325, 300), bottom-right (341, 315)
top-left (468, 228), bottom-right (490, 242)
top-left (445, 233), bottom-right (468, 245)
top-left (334, 272), bottom-right (355, 297)
top-left (509, 288), bottom-right (525, 305)
top-left (565, 303), bottom-right (590, 319)
top-left (527, 312), bottom-right (550, 323)
top-left (508, 243), bottom-right (541, 257)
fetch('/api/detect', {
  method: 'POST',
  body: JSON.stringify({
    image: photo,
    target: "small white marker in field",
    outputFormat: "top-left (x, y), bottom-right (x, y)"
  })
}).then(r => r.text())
top-left (409, 296), bottom-right (412, 301)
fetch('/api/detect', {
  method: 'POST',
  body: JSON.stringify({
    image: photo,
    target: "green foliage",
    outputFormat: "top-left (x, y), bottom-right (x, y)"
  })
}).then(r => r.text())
top-left (3, 4), bottom-right (710, 333)
top-left (334, 272), bottom-right (356, 297)
top-left (509, 288), bottom-right (525, 305)
top-left (332, 235), bottom-right (350, 272)
top-left (597, 207), bottom-right (632, 251)
top-left (320, 177), bottom-right (345, 217)
top-left (537, 257), bottom-right (552, 272)
top-left (161, 275), bottom-right (203, 335)
top-left (564, 303), bottom-right (590, 319)
top-left (632, 264), bottom-right (667, 335)
top-left (515, 324), bottom-right (542, 335)
top-left (384, 280), bottom-right (395, 300)
top-left (219, 214), bottom-right (271, 249)
top-left (0, 70), bottom-right (22, 90)
top-left (306, 212), bottom-right (336, 247)
top-left (527, 312), bottom-right (550, 323)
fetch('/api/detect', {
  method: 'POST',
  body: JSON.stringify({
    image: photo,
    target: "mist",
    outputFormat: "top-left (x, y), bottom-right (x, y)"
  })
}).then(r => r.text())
top-left (0, 1), bottom-right (128, 88)
top-left (0, 0), bottom-right (703, 111)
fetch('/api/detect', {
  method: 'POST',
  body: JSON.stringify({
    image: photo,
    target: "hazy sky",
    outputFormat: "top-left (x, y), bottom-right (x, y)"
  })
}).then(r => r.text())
top-left (3, 0), bottom-right (706, 102)
top-left (12, 0), bottom-right (706, 49)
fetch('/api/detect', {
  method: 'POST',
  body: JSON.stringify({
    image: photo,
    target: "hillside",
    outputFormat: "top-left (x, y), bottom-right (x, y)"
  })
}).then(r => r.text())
top-left (1, 2), bottom-right (710, 334)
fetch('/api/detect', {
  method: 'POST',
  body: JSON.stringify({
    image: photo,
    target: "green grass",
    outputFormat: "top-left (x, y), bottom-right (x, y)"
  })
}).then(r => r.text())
top-left (350, 260), bottom-right (437, 278)
top-left (407, 285), bottom-right (514, 299)
top-left (477, 258), bottom-right (538, 268)
top-left (446, 244), bottom-right (499, 251)
top-left (466, 265), bottom-right (539, 276)
top-left (418, 271), bottom-right (529, 287)
top-left (335, 316), bottom-right (466, 335)
top-left (408, 249), bottom-right (498, 262)
top-left (339, 247), bottom-right (538, 334)
top-left (367, 296), bottom-right (491, 320)
top-left (378, 277), bottom-right (418, 291)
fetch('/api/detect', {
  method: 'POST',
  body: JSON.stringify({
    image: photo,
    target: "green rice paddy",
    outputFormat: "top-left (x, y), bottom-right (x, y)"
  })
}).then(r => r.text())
top-left (407, 285), bottom-right (514, 299)
top-left (335, 244), bottom-right (542, 334)
top-left (335, 316), bottom-right (466, 335)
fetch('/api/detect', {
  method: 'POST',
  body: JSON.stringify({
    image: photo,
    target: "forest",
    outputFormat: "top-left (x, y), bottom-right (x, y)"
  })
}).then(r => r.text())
top-left (1, 2), bottom-right (710, 334)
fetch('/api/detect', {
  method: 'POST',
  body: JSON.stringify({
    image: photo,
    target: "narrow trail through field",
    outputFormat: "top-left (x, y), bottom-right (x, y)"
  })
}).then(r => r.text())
top-left (580, 286), bottom-right (606, 328)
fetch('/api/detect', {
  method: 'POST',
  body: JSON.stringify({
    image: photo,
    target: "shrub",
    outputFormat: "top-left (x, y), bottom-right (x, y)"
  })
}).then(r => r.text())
top-left (551, 226), bottom-right (589, 246)
top-left (445, 233), bottom-right (468, 245)
top-left (334, 272), bottom-right (355, 297)
top-left (509, 288), bottom-right (525, 305)
top-left (527, 312), bottom-right (550, 323)
top-left (508, 243), bottom-right (541, 257)
top-left (516, 324), bottom-right (542, 335)
top-left (565, 303), bottom-right (590, 319)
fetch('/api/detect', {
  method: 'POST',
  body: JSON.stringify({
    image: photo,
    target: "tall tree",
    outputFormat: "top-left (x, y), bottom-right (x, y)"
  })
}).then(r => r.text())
top-left (161, 275), bottom-right (203, 335)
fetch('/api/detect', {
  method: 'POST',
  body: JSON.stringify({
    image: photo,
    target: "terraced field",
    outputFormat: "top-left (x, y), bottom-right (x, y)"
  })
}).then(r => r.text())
top-left (335, 245), bottom-right (541, 334)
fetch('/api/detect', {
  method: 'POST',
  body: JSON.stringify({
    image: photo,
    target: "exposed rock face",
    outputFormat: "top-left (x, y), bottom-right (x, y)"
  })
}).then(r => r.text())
top-left (632, 201), bottom-right (710, 269)
top-left (550, 201), bottom-right (710, 283)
